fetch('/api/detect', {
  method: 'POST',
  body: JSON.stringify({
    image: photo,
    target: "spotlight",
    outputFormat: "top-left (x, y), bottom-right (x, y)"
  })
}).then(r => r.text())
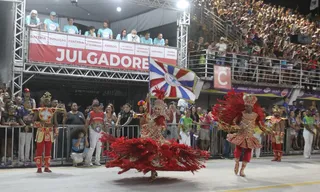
top-left (117, 7), bottom-right (122, 12)
top-left (177, 0), bottom-right (190, 9)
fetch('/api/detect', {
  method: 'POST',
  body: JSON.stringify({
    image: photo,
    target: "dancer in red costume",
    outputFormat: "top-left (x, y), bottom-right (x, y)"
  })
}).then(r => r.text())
top-left (266, 105), bottom-right (286, 162)
top-left (212, 90), bottom-right (270, 177)
top-left (101, 88), bottom-right (209, 181)
top-left (33, 92), bottom-right (65, 173)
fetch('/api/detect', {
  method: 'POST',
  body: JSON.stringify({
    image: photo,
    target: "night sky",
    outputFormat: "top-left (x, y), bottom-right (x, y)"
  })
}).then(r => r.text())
top-left (264, 0), bottom-right (316, 15)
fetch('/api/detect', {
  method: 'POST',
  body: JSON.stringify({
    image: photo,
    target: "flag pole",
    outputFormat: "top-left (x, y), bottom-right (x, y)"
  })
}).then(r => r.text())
top-left (148, 56), bottom-right (152, 114)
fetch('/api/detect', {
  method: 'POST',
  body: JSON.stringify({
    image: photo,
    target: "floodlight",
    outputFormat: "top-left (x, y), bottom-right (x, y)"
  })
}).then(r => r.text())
top-left (177, 0), bottom-right (189, 9)
top-left (117, 7), bottom-right (122, 12)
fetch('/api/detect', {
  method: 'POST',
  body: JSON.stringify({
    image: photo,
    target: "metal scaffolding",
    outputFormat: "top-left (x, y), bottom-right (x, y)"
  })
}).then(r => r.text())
top-left (9, 0), bottom-right (190, 96)
top-left (177, 10), bottom-right (190, 68)
top-left (11, 0), bottom-right (25, 96)
top-left (24, 63), bottom-right (150, 82)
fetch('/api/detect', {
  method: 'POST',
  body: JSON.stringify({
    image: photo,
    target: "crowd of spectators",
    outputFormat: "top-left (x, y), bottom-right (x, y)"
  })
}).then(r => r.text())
top-left (209, 0), bottom-right (320, 61)
top-left (26, 10), bottom-right (169, 46)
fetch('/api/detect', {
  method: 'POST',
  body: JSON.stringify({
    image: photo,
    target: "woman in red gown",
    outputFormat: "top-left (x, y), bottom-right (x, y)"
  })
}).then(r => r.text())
top-left (101, 88), bottom-right (209, 180)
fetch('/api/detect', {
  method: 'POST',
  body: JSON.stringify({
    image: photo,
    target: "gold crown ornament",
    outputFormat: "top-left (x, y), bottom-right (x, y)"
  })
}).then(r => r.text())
top-left (243, 94), bottom-right (257, 106)
top-left (272, 105), bottom-right (281, 113)
top-left (41, 92), bottom-right (52, 101)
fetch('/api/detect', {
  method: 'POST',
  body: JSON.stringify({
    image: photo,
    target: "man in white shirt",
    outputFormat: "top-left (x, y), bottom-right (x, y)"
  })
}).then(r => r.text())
top-left (177, 99), bottom-right (188, 114)
top-left (215, 37), bottom-right (227, 65)
top-left (127, 29), bottom-right (140, 43)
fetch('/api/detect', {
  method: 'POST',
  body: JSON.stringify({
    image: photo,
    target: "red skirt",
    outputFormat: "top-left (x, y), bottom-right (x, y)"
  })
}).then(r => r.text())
top-left (100, 133), bottom-right (209, 174)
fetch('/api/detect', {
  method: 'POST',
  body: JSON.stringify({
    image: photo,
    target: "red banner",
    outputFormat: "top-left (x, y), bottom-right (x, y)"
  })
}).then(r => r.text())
top-left (214, 65), bottom-right (231, 90)
top-left (28, 30), bottom-right (177, 71)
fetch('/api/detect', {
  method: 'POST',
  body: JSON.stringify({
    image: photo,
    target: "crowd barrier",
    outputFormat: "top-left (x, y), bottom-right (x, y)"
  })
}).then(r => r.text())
top-left (0, 123), bottom-right (319, 168)
top-left (188, 50), bottom-right (320, 88)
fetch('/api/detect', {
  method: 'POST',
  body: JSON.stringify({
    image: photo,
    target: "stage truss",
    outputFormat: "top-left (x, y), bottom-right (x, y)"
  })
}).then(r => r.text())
top-left (10, 0), bottom-right (190, 96)
top-left (24, 63), bottom-right (150, 82)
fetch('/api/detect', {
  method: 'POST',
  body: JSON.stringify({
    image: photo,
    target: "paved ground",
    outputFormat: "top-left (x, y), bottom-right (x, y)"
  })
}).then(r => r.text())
top-left (0, 155), bottom-right (319, 192)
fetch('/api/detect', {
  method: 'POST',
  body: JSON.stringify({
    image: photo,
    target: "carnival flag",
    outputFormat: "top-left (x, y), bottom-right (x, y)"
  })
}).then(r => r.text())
top-left (310, 0), bottom-right (319, 10)
top-left (149, 58), bottom-right (203, 101)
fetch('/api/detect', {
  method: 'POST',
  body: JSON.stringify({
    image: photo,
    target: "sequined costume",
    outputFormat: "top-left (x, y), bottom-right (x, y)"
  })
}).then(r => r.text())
top-left (101, 88), bottom-right (209, 180)
top-left (212, 90), bottom-right (269, 177)
top-left (33, 92), bottom-right (65, 173)
top-left (266, 105), bottom-right (286, 162)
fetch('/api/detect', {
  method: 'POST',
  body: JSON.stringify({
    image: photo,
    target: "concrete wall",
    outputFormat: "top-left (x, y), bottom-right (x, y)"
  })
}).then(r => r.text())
top-left (0, 1), bottom-right (14, 85)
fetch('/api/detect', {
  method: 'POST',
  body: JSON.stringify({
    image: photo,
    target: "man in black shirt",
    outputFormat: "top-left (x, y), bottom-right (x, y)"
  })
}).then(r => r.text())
top-left (65, 103), bottom-right (85, 125)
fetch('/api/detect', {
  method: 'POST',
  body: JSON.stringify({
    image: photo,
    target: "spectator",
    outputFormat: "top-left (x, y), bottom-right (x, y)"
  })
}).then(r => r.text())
top-left (84, 103), bottom-right (106, 166)
top-left (127, 29), bottom-right (140, 43)
top-left (63, 18), bottom-right (79, 34)
top-left (177, 98), bottom-right (188, 115)
top-left (195, 37), bottom-right (205, 51)
top-left (104, 104), bottom-right (117, 134)
top-left (140, 32), bottom-right (153, 45)
top-left (198, 108), bottom-right (212, 151)
top-left (84, 26), bottom-right (97, 37)
top-left (288, 110), bottom-right (299, 150)
top-left (116, 103), bottom-right (135, 138)
top-left (302, 109), bottom-right (316, 159)
top-left (97, 20), bottom-right (113, 39)
top-left (84, 26), bottom-right (96, 37)
top-left (165, 39), bottom-right (169, 46)
top-left (153, 33), bottom-right (165, 46)
top-left (15, 96), bottom-right (32, 164)
top-left (70, 129), bottom-right (89, 166)
top-left (215, 37), bottom-right (227, 65)
top-left (65, 102), bottom-right (85, 125)
top-left (43, 11), bottom-right (60, 32)
top-left (251, 125), bottom-right (262, 158)
top-left (116, 29), bottom-right (127, 41)
top-left (179, 108), bottom-right (193, 146)
top-left (166, 101), bottom-right (180, 142)
top-left (25, 10), bottom-right (41, 28)
top-left (190, 106), bottom-right (200, 147)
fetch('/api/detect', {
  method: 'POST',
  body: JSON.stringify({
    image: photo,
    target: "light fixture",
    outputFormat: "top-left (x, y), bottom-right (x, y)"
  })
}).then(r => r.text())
top-left (177, 0), bottom-right (190, 9)
top-left (117, 7), bottom-right (122, 12)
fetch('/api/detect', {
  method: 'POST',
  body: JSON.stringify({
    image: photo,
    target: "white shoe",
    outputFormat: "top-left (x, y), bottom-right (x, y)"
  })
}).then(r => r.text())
top-left (84, 162), bottom-right (93, 167)
top-left (94, 161), bottom-right (101, 166)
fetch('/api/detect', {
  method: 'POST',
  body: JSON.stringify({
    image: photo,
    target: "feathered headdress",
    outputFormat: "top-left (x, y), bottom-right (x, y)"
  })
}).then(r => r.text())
top-left (243, 94), bottom-right (257, 107)
top-left (152, 87), bottom-right (166, 109)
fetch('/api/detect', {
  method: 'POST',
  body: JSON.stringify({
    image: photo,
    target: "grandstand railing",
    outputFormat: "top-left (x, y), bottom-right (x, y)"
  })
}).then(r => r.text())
top-left (203, 7), bottom-right (243, 43)
top-left (1, 123), bottom-right (317, 168)
top-left (188, 50), bottom-right (319, 88)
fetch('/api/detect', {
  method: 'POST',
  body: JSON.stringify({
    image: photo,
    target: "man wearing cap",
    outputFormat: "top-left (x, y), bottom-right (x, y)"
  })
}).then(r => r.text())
top-left (26, 10), bottom-right (41, 28)
top-left (215, 37), bottom-right (228, 65)
top-left (44, 12), bottom-right (60, 32)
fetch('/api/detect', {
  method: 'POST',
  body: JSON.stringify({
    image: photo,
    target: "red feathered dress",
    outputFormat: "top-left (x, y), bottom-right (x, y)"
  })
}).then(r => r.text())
top-left (100, 114), bottom-right (209, 175)
top-left (212, 90), bottom-right (266, 162)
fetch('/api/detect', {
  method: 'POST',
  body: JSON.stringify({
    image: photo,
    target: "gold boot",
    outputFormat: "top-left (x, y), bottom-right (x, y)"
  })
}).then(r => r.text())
top-left (234, 158), bottom-right (240, 175)
top-left (240, 161), bottom-right (247, 177)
